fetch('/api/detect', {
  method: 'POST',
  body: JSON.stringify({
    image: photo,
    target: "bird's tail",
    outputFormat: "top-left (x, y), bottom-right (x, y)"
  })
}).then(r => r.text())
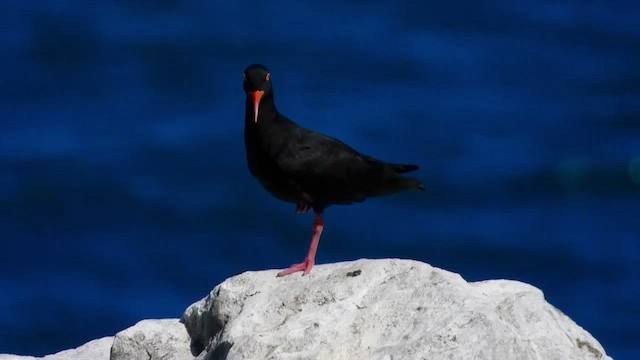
top-left (398, 176), bottom-right (425, 192)
top-left (390, 163), bottom-right (419, 174)
top-left (384, 163), bottom-right (424, 191)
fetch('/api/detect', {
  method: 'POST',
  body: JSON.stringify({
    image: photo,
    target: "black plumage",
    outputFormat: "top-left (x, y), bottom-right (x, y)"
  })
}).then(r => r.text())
top-left (243, 64), bottom-right (423, 276)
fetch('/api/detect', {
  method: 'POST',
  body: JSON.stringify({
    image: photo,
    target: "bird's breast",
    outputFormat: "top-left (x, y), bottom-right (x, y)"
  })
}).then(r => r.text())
top-left (244, 131), bottom-right (302, 204)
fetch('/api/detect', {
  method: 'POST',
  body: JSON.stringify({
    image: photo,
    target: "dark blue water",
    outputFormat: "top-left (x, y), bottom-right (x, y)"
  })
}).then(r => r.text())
top-left (1, 1), bottom-right (638, 358)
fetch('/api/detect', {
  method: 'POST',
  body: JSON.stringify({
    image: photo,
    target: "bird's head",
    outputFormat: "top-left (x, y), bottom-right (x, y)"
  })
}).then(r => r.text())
top-left (243, 64), bottom-right (272, 123)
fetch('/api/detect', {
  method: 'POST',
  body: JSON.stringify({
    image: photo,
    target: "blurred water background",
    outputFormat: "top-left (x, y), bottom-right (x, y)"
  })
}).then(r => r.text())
top-left (1, 1), bottom-right (638, 359)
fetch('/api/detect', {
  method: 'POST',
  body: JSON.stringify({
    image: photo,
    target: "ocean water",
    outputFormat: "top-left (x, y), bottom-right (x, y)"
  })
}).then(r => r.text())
top-left (1, 1), bottom-right (638, 358)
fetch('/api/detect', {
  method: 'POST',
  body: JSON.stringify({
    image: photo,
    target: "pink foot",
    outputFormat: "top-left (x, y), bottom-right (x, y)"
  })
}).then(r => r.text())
top-left (277, 257), bottom-right (315, 277)
top-left (277, 213), bottom-right (323, 277)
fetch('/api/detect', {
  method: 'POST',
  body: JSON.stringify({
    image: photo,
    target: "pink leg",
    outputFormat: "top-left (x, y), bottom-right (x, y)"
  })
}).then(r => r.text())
top-left (277, 213), bottom-right (324, 277)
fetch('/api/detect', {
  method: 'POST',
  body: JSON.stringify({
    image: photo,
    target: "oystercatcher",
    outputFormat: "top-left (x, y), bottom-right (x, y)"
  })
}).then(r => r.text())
top-left (243, 64), bottom-right (424, 277)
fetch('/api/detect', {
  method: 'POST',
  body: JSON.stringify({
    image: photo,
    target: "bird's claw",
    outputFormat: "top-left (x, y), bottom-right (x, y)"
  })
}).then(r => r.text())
top-left (295, 203), bottom-right (313, 214)
top-left (277, 258), bottom-right (314, 277)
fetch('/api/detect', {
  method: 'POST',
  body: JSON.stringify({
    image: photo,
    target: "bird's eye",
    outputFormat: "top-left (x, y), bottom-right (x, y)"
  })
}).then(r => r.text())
top-left (243, 73), bottom-right (246, 81)
top-left (265, 73), bottom-right (270, 81)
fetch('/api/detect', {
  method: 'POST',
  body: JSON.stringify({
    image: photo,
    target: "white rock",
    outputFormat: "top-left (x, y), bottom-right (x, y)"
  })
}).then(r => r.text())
top-left (182, 258), bottom-right (610, 360)
top-left (110, 319), bottom-right (192, 360)
top-left (1, 259), bottom-right (611, 360)
top-left (0, 337), bottom-right (112, 360)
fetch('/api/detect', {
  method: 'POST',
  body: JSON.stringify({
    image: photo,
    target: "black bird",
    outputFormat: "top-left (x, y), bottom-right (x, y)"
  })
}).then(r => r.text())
top-left (243, 64), bottom-right (424, 277)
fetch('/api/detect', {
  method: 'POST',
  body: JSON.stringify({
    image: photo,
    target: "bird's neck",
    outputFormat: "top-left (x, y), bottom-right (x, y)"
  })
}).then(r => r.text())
top-left (245, 93), bottom-right (279, 126)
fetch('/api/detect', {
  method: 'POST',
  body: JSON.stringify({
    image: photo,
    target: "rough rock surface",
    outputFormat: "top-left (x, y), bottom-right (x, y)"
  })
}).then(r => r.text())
top-left (182, 259), bottom-right (610, 360)
top-left (0, 337), bottom-right (112, 360)
top-left (110, 319), bottom-right (191, 360)
top-left (1, 259), bottom-right (611, 360)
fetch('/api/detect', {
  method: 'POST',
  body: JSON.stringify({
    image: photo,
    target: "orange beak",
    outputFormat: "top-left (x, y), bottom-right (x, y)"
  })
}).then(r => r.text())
top-left (251, 90), bottom-right (264, 123)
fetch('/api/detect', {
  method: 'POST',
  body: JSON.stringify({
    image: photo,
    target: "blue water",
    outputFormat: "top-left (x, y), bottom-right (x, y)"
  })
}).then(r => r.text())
top-left (1, 1), bottom-right (638, 358)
